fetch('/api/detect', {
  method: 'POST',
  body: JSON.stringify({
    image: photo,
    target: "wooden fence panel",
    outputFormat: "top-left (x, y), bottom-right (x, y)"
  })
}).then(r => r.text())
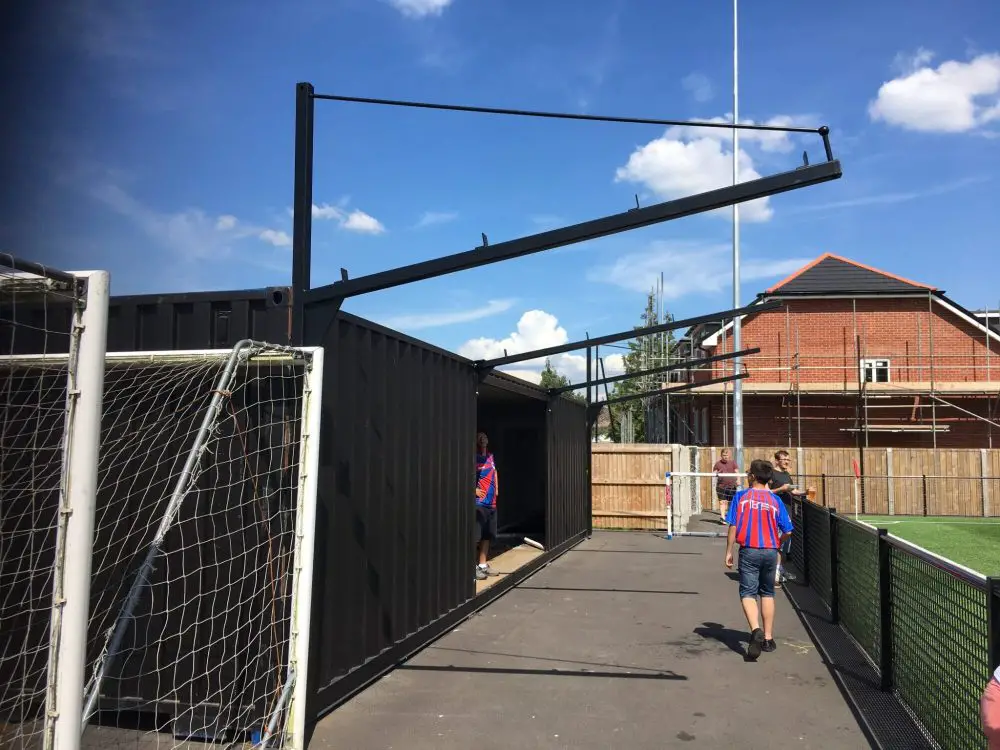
top-left (591, 444), bottom-right (672, 529)
top-left (593, 445), bottom-right (1000, 523)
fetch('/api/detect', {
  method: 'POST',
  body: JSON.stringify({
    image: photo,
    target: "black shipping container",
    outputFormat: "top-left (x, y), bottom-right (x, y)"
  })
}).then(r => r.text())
top-left (0, 287), bottom-right (590, 736)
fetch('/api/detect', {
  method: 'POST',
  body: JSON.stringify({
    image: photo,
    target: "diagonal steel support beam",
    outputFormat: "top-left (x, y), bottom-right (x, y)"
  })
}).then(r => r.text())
top-left (547, 347), bottom-right (760, 396)
top-left (304, 162), bottom-right (841, 302)
top-left (478, 301), bottom-right (780, 370)
top-left (588, 374), bottom-right (747, 420)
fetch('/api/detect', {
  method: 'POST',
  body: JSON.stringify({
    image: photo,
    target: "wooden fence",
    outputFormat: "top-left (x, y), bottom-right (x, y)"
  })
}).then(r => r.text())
top-left (591, 444), bottom-right (672, 529)
top-left (591, 444), bottom-right (1000, 528)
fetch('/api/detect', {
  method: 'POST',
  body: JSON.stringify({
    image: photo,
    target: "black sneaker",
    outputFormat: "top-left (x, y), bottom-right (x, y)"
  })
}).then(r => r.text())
top-left (746, 628), bottom-right (764, 661)
top-left (762, 639), bottom-right (777, 653)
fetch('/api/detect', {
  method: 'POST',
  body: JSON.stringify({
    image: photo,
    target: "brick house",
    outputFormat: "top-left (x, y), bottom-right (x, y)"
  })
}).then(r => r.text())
top-left (674, 253), bottom-right (1000, 449)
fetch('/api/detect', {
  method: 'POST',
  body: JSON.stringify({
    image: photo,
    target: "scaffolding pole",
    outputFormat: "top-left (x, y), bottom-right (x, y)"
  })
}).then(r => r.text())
top-left (929, 291), bottom-right (937, 451)
top-left (795, 323), bottom-right (802, 450)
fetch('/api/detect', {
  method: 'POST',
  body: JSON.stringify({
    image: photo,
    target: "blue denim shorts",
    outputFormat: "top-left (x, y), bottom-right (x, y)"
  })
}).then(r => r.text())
top-left (738, 546), bottom-right (779, 599)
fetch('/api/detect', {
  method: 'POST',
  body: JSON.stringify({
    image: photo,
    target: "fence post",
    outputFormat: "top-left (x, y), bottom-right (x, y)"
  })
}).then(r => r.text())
top-left (828, 509), bottom-right (839, 624)
top-left (921, 474), bottom-right (928, 517)
top-left (988, 577), bottom-right (1000, 673)
top-left (886, 448), bottom-right (895, 516)
top-left (983, 449), bottom-right (991, 518)
top-left (877, 528), bottom-right (893, 691)
top-left (800, 499), bottom-right (810, 586)
top-left (821, 473), bottom-right (827, 507)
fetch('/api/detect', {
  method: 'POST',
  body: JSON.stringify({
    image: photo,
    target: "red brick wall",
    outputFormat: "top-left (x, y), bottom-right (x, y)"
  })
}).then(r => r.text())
top-left (707, 297), bottom-right (1000, 384)
top-left (703, 394), bottom-right (998, 449)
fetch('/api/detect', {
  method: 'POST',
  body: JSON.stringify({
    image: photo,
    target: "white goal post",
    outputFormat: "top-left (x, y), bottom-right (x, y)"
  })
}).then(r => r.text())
top-left (2, 331), bottom-right (323, 749)
top-left (664, 471), bottom-right (748, 536)
top-left (1, 258), bottom-right (109, 750)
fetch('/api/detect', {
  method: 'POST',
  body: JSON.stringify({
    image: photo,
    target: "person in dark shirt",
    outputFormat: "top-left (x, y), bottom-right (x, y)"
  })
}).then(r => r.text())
top-left (712, 448), bottom-right (740, 525)
top-left (768, 450), bottom-right (814, 585)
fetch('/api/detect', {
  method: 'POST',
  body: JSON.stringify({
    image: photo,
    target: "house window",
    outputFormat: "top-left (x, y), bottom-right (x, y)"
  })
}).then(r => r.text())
top-left (860, 358), bottom-right (891, 383)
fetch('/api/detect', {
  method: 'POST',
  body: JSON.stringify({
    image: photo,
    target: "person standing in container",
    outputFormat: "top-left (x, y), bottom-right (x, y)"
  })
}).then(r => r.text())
top-left (475, 431), bottom-right (500, 581)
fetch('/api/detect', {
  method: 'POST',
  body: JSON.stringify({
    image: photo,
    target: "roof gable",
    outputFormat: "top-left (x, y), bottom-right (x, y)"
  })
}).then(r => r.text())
top-left (767, 253), bottom-right (936, 295)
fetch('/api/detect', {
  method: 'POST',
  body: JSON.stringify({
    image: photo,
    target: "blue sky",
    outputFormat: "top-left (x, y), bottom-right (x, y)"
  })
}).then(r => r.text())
top-left (4, 0), bottom-right (1000, 383)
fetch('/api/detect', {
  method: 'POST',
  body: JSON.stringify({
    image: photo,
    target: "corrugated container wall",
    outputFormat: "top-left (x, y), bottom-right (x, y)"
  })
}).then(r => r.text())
top-left (546, 396), bottom-right (590, 548)
top-left (303, 305), bottom-right (478, 714)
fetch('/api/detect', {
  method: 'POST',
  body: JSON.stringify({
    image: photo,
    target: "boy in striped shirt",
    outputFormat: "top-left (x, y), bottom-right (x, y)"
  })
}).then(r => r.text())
top-left (724, 458), bottom-right (794, 661)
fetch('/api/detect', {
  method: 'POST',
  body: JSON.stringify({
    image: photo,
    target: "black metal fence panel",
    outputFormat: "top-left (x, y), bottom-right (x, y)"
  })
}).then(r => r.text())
top-left (889, 546), bottom-right (990, 750)
top-left (546, 396), bottom-right (589, 549)
top-left (834, 518), bottom-right (881, 666)
top-left (791, 497), bottom-right (998, 750)
top-left (307, 308), bottom-right (478, 708)
top-left (802, 502), bottom-right (832, 606)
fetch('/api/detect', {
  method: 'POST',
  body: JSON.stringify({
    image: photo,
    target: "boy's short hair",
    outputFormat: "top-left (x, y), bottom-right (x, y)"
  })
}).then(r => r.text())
top-left (749, 459), bottom-right (774, 485)
top-left (774, 449), bottom-right (790, 460)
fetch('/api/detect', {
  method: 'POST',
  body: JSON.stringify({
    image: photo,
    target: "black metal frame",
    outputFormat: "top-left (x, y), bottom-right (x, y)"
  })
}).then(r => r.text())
top-left (587, 373), bottom-right (746, 423)
top-left (289, 81), bottom-right (842, 343)
top-left (476, 301), bottom-right (780, 371)
top-left (547, 346), bottom-right (760, 396)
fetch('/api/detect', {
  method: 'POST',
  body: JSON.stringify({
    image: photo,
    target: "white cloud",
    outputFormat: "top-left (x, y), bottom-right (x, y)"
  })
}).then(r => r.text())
top-left (86, 179), bottom-right (294, 262)
top-left (312, 202), bottom-right (387, 234)
top-left (259, 228), bottom-right (292, 248)
top-left (682, 72), bottom-right (714, 103)
top-left (458, 309), bottom-right (626, 386)
top-left (613, 114), bottom-right (812, 224)
top-left (388, 0), bottom-right (454, 18)
top-left (416, 210), bottom-right (458, 228)
top-left (869, 51), bottom-right (1000, 133)
top-left (588, 240), bottom-right (811, 297)
top-left (378, 299), bottom-right (514, 331)
top-left (343, 210), bottom-right (386, 234)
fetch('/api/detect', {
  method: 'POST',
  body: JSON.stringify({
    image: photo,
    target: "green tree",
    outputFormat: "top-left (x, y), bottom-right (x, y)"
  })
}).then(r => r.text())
top-left (539, 358), bottom-right (585, 404)
top-left (608, 289), bottom-right (679, 443)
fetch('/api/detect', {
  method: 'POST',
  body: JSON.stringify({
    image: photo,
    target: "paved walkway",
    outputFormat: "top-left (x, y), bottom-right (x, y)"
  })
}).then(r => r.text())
top-left (310, 531), bottom-right (871, 750)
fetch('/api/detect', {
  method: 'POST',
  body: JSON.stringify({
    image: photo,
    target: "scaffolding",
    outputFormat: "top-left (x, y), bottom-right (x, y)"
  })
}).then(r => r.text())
top-left (680, 291), bottom-right (1000, 452)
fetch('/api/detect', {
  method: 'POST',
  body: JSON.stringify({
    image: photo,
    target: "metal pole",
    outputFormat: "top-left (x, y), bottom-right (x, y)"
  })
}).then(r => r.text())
top-left (786, 305), bottom-right (792, 445)
top-left (291, 82), bottom-right (316, 346)
top-left (731, 0), bottom-right (744, 470)
top-left (51, 271), bottom-right (109, 750)
top-left (796, 324), bottom-right (802, 450)
top-left (928, 292), bottom-right (937, 450)
top-left (288, 347), bottom-right (324, 748)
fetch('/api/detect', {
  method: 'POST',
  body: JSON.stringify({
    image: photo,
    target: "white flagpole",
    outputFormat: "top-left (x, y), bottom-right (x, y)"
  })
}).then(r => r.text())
top-left (732, 0), bottom-right (744, 471)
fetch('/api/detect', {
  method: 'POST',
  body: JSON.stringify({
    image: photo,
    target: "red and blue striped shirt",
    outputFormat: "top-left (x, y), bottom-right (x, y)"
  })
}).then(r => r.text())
top-left (725, 487), bottom-right (794, 549)
top-left (476, 452), bottom-right (498, 508)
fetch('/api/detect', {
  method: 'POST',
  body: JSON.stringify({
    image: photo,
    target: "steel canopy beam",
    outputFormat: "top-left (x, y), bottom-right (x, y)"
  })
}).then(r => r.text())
top-left (547, 347), bottom-right (761, 396)
top-left (478, 300), bottom-right (781, 370)
top-left (593, 373), bottom-right (747, 411)
top-left (304, 161), bottom-right (841, 303)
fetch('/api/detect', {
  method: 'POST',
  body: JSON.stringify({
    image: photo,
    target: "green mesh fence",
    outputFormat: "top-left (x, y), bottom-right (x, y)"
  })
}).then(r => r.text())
top-left (803, 502), bottom-right (831, 606)
top-left (889, 547), bottom-right (990, 750)
top-left (793, 499), bottom-right (996, 749)
top-left (834, 517), bottom-right (880, 666)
